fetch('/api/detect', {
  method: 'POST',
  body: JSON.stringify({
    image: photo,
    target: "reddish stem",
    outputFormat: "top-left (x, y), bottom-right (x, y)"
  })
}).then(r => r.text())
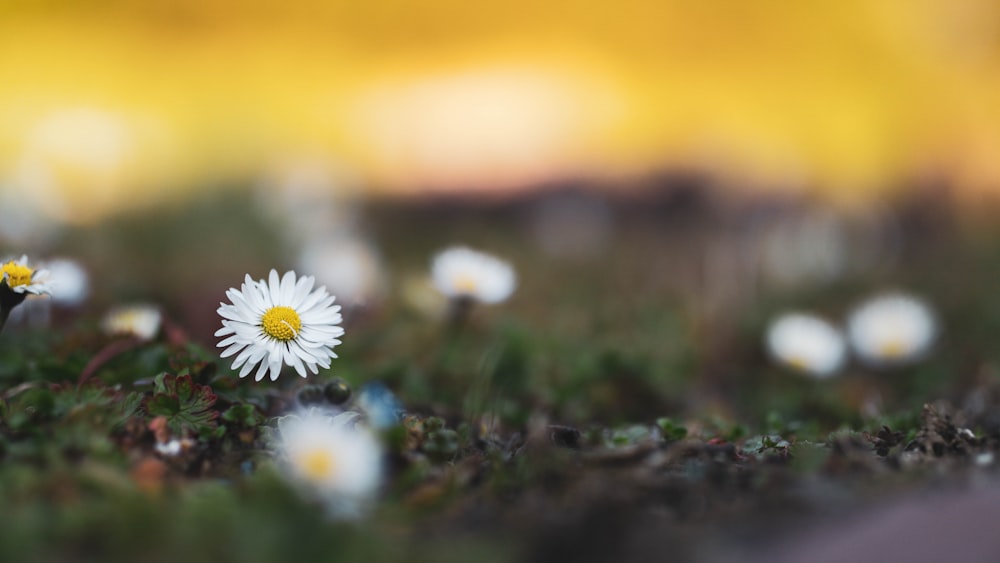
top-left (78, 337), bottom-right (143, 390)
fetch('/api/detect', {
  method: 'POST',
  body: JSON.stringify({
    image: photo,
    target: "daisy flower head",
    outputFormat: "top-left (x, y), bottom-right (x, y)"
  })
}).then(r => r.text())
top-left (430, 246), bottom-right (516, 305)
top-left (272, 408), bottom-right (382, 518)
top-left (216, 270), bottom-right (344, 382)
top-left (102, 304), bottom-right (162, 341)
top-left (45, 258), bottom-right (89, 307)
top-left (847, 292), bottom-right (937, 367)
top-left (297, 238), bottom-right (387, 307)
top-left (766, 312), bottom-right (847, 378)
top-left (1, 255), bottom-right (51, 297)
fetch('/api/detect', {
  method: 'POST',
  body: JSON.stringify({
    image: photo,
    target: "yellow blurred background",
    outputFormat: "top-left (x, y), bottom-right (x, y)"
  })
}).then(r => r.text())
top-left (2, 0), bottom-right (999, 223)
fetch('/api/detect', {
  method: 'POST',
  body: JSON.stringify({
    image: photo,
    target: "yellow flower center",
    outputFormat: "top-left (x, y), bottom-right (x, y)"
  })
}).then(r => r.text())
top-left (785, 355), bottom-right (809, 371)
top-left (1, 261), bottom-right (33, 288)
top-left (297, 448), bottom-right (336, 481)
top-left (878, 339), bottom-right (907, 358)
top-left (453, 273), bottom-right (478, 293)
top-left (261, 306), bottom-right (302, 341)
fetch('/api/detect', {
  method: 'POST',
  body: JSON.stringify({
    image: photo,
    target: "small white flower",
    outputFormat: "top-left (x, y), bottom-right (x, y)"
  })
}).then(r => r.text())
top-left (216, 270), bottom-right (344, 382)
top-left (766, 313), bottom-right (846, 377)
top-left (847, 292), bottom-right (936, 367)
top-left (102, 304), bottom-right (162, 341)
top-left (45, 258), bottom-right (89, 306)
top-left (431, 246), bottom-right (516, 304)
top-left (154, 438), bottom-right (192, 457)
top-left (0, 255), bottom-right (51, 296)
top-left (272, 409), bottom-right (382, 518)
top-left (297, 238), bottom-right (387, 307)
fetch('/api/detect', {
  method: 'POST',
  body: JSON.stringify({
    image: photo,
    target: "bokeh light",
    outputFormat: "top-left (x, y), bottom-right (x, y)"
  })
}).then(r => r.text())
top-left (1, 0), bottom-right (999, 225)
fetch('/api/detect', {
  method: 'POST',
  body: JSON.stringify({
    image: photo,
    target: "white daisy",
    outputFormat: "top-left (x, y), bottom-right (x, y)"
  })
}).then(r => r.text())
top-left (297, 238), bottom-right (387, 307)
top-left (102, 304), bottom-right (162, 341)
top-left (272, 408), bottom-right (382, 518)
top-left (847, 292), bottom-right (936, 367)
top-left (216, 269), bottom-right (344, 382)
top-left (766, 312), bottom-right (847, 377)
top-left (430, 246), bottom-right (516, 304)
top-left (0, 255), bottom-right (51, 296)
top-left (45, 258), bottom-right (89, 306)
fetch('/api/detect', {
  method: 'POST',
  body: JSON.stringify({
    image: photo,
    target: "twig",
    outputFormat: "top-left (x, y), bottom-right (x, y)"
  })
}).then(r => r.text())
top-left (78, 337), bottom-right (143, 390)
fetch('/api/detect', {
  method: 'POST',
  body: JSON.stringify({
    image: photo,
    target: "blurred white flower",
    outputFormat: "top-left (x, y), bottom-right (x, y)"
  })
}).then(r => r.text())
top-left (272, 408), bottom-right (382, 518)
top-left (154, 438), bottom-right (195, 457)
top-left (44, 258), bottom-right (89, 307)
top-left (255, 157), bottom-right (362, 244)
top-left (847, 292), bottom-right (936, 367)
top-left (0, 186), bottom-right (60, 248)
top-left (431, 246), bottom-right (516, 304)
top-left (102, 304), bottom-right (162, 341)
top-left (766, 313), bottom-right (847, 377)
top-left (0, 255), bottom-right (52, 296)
top-left (297, 238), bottom-right (387, 307)
top-left (216, 270), bottom-right (344, 382)
top-left (154, 439), bottom-right (183, 456)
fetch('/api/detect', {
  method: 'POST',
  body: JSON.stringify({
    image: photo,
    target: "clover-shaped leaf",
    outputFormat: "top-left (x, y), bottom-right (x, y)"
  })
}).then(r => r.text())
top-left (144, 372), bottom-right (219, 434)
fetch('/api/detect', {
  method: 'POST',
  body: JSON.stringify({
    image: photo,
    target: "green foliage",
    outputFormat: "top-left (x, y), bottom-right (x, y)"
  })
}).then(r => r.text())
top-left (788, 441), bottom-right (832, 473)
top-left (741, 434), bottom-right (791, 460)
top-left (221, 403), bottom-right (263, 428)
top-left (144, 372), bottom-right (219, 435)
top-left (422, 428), bottom-right (460, 461)
top-left (606, 424), bottom-right (656, 447)
top-left (6, 195), bottom-right (1000, 561)
top-left (656, 417), bottom-right (688, 440)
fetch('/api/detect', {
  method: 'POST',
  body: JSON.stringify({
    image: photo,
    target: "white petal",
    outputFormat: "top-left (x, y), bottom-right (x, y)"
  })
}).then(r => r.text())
top-left (254, 361), bottom-right (270, 382)
top-left (220, 343), bottom-right (246, 358)
top-left (239, 357), bottom-right (259, 378)
top-left (279, 270), bottom-right (297, 304)
top-left (289, 275), bottom-right (316, 308)
top-left (268, 270), bottom-right (282, 304)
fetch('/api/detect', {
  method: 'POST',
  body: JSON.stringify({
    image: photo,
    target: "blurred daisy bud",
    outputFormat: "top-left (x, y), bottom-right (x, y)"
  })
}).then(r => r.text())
top-left (847, 292), bottom-right (936, 367)
top-left (766, 312), bottom-right (847, 377)
top-left (430, 246), bottom-right (516, 305)
top-left (45, 258), bottom-right (89, 307)
top-left (102, 304), bottom-right (162, 341)
top-left (271, 408), bottom-right (382, 519)
top-left (297, 238), bottom-right (387, 308)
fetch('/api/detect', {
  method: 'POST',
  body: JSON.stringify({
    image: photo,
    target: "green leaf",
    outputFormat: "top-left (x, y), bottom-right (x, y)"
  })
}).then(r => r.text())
top-left (143, 372), bottom-right (220, 434)
top-left (152, 372), bottom-right (170, 394)
top-left (175, 375), bottom-right (195, 403)
top-left (656, 417), bottom-right (688, 440)
top-left (221, 404), bottom-right (262, 428)
top-left (145, 393), bottom-right (180, 416)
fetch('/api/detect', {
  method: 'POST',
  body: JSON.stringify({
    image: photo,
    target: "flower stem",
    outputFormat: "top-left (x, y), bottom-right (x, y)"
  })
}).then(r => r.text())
top-left (0, 306), bottom-right (10, 335)
top-left (0, 289), bottom-right (27, 335)
top-left (78, 337), bottom-right (143, 390)
top-left (446, 296), bottom-right (474, 332)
